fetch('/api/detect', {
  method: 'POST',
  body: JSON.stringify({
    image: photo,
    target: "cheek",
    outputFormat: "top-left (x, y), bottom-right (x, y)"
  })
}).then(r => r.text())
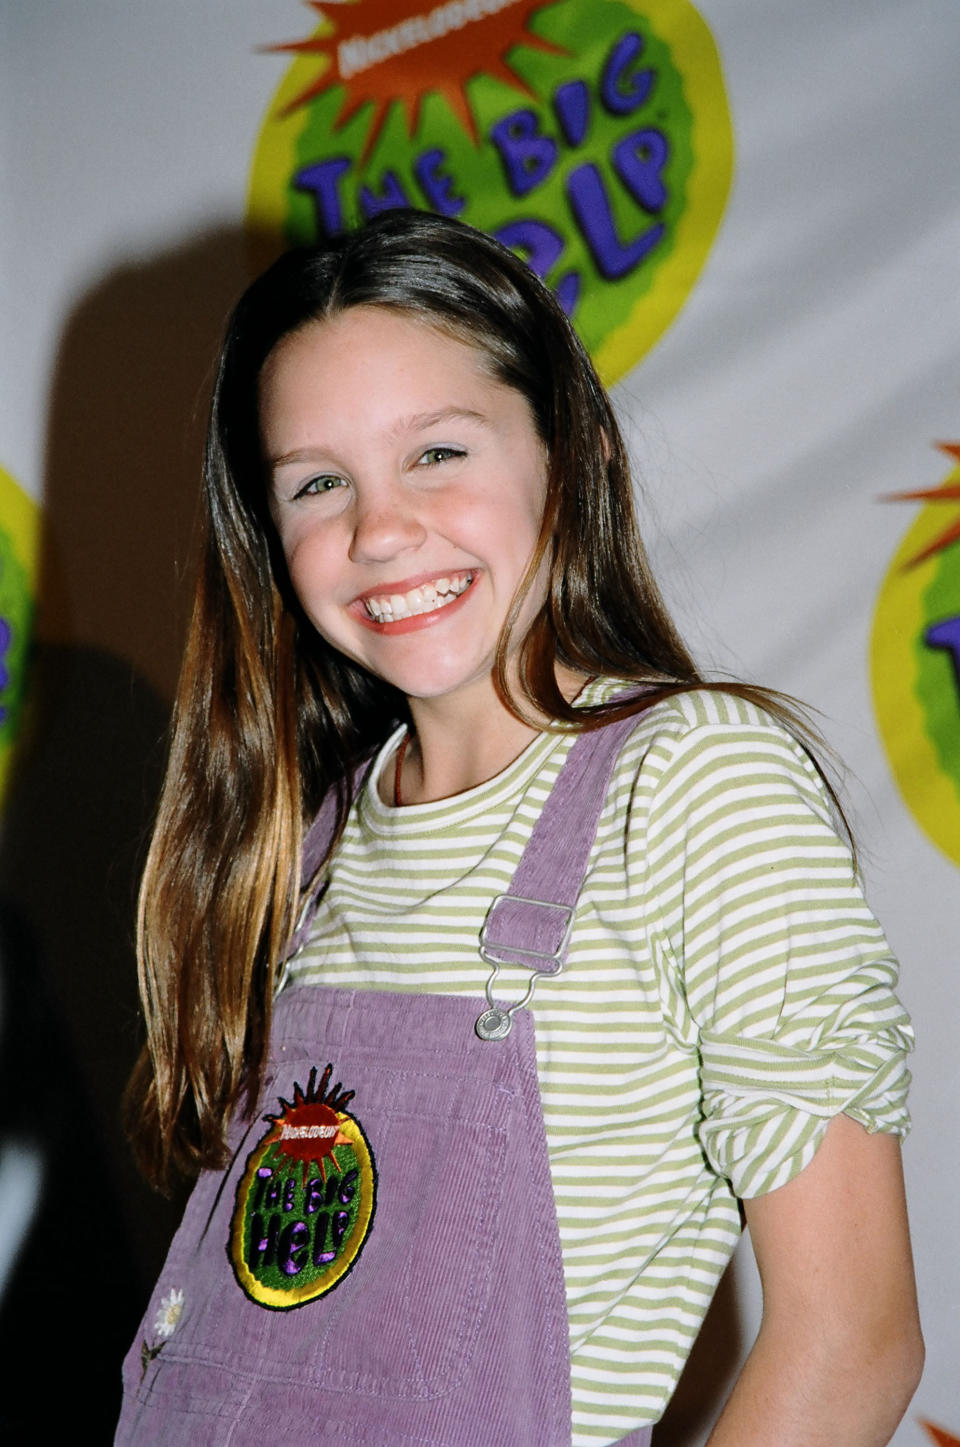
top-left (281, 531), bottom-right (340, 621)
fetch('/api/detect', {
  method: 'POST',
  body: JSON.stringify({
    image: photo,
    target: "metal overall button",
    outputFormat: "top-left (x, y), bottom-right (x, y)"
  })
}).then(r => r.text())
top-left (475, 1007), bottom-right (512, 1042)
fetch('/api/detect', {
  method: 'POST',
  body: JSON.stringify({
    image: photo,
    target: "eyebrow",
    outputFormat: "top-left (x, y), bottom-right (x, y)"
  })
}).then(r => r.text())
top-left (267, 407), bottom-right (490, 470)
top-left (389, 406), bottom-right (489, 437)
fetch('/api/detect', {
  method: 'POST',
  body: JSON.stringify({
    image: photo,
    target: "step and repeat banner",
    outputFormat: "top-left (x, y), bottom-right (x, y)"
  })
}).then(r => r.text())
top-left (1, 2), bottom-right (957, 1439)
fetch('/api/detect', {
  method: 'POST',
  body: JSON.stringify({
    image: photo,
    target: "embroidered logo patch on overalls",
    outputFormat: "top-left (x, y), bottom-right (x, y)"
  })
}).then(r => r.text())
top-left (229, 1064), bottom-right (376, 1309)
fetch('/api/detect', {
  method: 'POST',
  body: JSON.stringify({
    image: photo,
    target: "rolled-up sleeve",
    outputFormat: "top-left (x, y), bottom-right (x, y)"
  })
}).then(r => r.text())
top-left (641, 710), bottom-right (913, 1199)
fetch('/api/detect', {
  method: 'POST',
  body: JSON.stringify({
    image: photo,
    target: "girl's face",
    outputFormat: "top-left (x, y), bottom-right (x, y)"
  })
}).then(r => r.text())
top-left (261, 306), bottom-right (549, 711)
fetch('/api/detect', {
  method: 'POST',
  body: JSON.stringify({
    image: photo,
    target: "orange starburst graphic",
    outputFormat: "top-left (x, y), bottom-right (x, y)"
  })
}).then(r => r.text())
top-left (920, 1421), bottom-right (960, 1447)
top-left (262, 1064), bottom-right (354, 1184)
top-left (263, 0), bottom-right (566, 156)
top-left (886, 442), bottom-right (960, 569)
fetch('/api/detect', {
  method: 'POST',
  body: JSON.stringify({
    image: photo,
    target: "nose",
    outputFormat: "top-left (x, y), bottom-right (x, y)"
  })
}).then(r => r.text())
top-left (348, 485), bottom-right (427, 564)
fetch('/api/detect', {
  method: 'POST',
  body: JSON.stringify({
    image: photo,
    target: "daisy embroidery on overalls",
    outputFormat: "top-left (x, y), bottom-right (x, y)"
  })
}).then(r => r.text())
top-left (153, 1286), bottom-right (185, 1338)
top-left (229, 1064), bottom-right (377, 1309)
top-left (138, 1287), bottom-right (185, 1381)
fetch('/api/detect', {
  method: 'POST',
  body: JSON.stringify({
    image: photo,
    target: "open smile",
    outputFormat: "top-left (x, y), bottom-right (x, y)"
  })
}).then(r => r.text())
top-left (356, 572), bottom-right (475, 630)
top-left (353, 572), bottom-right (477, 633)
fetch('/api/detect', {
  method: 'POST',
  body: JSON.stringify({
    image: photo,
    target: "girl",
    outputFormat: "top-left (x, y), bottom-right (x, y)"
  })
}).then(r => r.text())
top-left (118, 210), bottom-right (922, 1446)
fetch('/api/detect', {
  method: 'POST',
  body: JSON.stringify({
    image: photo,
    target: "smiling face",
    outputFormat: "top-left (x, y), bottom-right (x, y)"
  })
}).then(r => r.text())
top-left (261, 306), bottom-right (549, 715)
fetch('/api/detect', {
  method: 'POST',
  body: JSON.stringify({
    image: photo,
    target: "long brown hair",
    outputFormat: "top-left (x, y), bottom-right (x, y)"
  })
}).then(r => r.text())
top-left (127, 209), bottom-right (830, 1191)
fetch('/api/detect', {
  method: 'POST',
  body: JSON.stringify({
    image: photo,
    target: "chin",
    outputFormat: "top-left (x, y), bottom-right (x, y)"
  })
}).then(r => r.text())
top-left (386, 661), bottom-right (492, 704)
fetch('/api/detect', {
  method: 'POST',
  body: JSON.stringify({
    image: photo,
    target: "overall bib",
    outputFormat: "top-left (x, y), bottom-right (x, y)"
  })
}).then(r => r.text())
top-left (117, 713), bottom-right (655, 1446)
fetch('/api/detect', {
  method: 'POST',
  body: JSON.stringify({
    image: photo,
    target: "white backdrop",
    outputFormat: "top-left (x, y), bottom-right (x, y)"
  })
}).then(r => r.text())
top-left (2, 2), bottom-right (957, 1440)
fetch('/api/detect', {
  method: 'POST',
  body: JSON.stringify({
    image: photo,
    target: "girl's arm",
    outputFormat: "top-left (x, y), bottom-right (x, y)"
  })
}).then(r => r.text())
top-left (705, 1112), bottom-right (924, 1446)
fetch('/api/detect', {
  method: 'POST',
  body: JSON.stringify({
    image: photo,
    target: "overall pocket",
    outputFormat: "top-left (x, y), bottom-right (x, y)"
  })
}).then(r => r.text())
top-left (129, 1047), bottom-right (511, 1409)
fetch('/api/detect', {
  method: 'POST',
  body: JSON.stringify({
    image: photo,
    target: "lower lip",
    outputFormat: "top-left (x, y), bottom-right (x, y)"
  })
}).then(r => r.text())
top-left (352, 576), bottom-right (477, 635)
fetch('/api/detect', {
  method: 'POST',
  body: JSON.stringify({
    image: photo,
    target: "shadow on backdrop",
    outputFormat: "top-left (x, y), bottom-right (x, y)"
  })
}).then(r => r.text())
top-left (0, 223), bottom-right (273, 1439)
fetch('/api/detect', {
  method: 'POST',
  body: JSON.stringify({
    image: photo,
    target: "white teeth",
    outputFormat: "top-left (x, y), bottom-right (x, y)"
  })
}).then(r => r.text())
top-left (363, 573), bottom-right (472, 623)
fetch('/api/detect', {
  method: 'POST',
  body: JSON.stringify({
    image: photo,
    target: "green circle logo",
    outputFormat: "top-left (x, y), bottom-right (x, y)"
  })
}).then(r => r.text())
top-left (871, 443), bottom-right (960, 865)
top-left (0, 466), bottom-right (38, 805)
top-left (230, 1064), bottom-right (377, 1309)
top-left (248, 0), bottom-right (732, 380)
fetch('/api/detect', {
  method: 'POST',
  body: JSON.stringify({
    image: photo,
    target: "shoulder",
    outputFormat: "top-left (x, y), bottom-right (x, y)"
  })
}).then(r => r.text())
top-left (586, 685), bottom-right (843, 859)
top-left (598, 685), bottom-right (827, 793)
top-left (587, 677), bottom-right (805, 742)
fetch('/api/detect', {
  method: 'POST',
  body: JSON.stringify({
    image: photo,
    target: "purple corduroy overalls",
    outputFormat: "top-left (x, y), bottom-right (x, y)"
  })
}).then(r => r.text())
top-left (116, 713), bottom-right (654, 1446)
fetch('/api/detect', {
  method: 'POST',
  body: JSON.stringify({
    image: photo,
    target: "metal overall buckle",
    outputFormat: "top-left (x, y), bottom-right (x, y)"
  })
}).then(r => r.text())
top-left (474, 894), bottom-right (575, 1041)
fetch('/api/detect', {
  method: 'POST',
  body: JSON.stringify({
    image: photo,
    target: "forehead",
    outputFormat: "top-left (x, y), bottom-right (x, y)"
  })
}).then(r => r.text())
top-left (257, 305), bottom-right (538, 451)
top-left (261, 306), bottom-right (496, 395)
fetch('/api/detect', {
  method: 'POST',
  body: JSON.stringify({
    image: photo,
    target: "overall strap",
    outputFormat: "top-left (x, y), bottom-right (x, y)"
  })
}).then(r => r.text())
top-left (473, 702), bottom-right (648, 1040)
top-left (282, 761), bottom-right (376, 964)
top-left (479, 705), bottom-right (646, 975)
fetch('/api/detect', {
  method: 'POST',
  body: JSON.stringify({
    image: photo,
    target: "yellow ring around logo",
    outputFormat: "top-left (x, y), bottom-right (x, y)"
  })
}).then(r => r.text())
top-left (871, 500), bottom-right (960, 867)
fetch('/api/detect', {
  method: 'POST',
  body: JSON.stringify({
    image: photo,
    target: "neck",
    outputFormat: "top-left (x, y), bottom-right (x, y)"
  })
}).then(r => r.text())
top-left (385, 665), bottom-right (588, 806)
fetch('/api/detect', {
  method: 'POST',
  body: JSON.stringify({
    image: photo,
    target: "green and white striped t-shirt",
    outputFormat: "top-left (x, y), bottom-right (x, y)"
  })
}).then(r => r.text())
top-left (283, 683), bottom-right (912, 1445)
